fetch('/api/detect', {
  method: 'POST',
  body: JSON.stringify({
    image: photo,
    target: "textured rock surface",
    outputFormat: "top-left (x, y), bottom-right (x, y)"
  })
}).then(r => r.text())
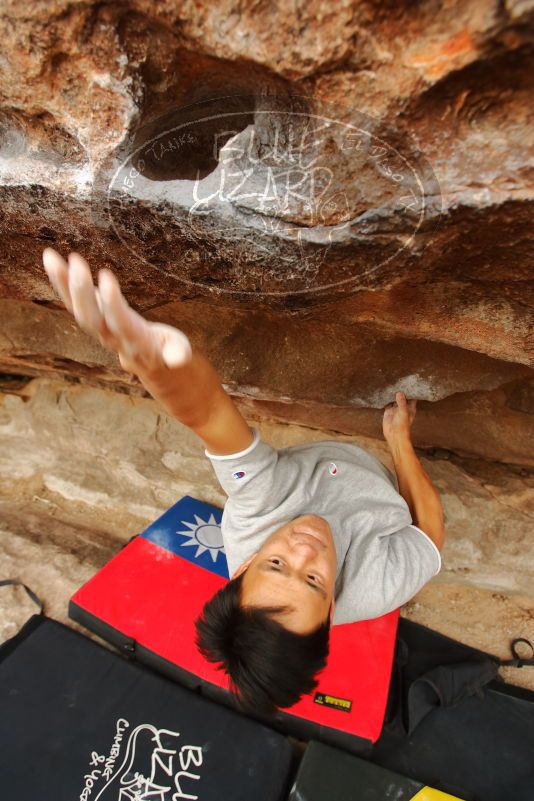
top-left (1, 377), bottom-right (533, 689)
top-left (2, 299), bottom-right (533, 464)
top-left (0, 0), bottom-right (532, 456)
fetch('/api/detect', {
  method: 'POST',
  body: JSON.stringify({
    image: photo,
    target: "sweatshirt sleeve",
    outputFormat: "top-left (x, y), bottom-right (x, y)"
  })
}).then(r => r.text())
top-left (205, 426), bottom-right (303, 575)
top-left (333, 524), bottom-right (442, 624)
top-left (204, 426), bottom-right (284, 516)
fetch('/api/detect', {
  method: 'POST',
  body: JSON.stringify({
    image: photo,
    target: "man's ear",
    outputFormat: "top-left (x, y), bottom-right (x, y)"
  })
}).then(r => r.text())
top-left (231, 554), bottom-right (256, 580)
top-left (328, 598), bottom-right (336, 624)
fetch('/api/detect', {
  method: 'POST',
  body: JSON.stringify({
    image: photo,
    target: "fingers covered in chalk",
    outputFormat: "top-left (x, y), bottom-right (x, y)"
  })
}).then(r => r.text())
top-left (97, 268), bottom-right (153, 360)
top-left (43, 248), bottom-right (120, 350)
top-left (42, 246), bottom-right (193, 375)
top-left (154, 323), bottom-right (193, 368)
top-left (67, 252), bottom-right (105, 336)
top-left (42, 247), bottom-right (74, 312)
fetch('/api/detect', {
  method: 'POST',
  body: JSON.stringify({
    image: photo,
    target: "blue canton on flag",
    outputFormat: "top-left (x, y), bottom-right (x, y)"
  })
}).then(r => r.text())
top-left (140, 495), bottom-right (229, 578)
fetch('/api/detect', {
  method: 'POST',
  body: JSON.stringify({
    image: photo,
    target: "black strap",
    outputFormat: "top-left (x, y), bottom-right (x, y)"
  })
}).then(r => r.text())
top-left (498, 637), bottom-right (534, 668)
top-left (0, 579), bottom-right (44, 614)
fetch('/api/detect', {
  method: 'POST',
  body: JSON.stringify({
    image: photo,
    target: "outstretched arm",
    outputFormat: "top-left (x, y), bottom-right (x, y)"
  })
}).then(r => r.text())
top-left (383, 391), bottom-right (445, 552)
top-left (42, 248), bottom-right (253, 456)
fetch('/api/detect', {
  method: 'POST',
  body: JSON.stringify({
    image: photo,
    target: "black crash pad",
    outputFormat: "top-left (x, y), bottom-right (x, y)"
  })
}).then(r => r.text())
top-left (0, 615), bottom-right (294, 801)
top-left (373, 618), bottom-right (534, 801)
top-left (372, 684), bottom-right (534, 801)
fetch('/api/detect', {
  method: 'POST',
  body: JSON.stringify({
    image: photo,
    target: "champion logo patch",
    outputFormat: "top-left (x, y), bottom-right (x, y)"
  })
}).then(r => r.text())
top-left (328, 462), bottom-right (338, 475)
top-left (232, 470), bottom-right (246, 480)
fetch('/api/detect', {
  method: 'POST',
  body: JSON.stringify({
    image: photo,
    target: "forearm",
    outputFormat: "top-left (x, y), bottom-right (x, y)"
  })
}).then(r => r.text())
top-left (135, 347), bottom-right (224, 426)
top-left (136, 349), bottom-right (254, 455)
top-left (388, 436), bottom-right (445, 551)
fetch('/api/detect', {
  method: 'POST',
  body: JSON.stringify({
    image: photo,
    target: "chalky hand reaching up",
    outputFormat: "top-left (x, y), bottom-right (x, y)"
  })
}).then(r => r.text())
top-left (41, 247), bottom-right (254, 455)
top-left (42, 248), bottom-right (192, 376)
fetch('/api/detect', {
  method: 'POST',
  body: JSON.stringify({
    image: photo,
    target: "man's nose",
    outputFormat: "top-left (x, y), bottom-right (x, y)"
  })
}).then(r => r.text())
top-left (288, 539), bottom-right (318, 566)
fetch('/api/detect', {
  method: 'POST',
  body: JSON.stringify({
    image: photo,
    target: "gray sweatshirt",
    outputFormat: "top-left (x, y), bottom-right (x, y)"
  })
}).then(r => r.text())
top-left (205, 427), bottom-right (441, 625)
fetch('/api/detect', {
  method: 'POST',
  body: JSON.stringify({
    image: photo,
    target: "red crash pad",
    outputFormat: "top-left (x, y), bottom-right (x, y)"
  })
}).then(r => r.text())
top-left (70, 495), bottom-right (399, 752)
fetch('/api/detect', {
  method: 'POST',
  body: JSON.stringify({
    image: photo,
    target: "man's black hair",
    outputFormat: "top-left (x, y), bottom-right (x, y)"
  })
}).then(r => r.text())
top-left (195, 572), bottom-right (330, 716)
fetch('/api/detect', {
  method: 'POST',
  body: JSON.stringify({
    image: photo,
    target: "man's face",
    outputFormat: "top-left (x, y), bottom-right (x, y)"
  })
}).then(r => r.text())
top-left (235, 514), bottom-right (337, 634)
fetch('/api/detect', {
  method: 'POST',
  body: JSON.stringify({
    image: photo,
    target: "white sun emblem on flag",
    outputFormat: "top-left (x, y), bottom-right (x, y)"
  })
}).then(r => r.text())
top-left (177, 513), bottom-right (225, 563)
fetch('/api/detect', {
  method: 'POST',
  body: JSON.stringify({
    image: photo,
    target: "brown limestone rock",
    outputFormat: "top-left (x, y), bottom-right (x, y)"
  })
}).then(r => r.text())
top-left (0, 0), bottom-right (532, 456)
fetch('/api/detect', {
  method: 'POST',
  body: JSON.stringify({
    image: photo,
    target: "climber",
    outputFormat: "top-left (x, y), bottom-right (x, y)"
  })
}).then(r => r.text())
top-left (42, 247), bottom-right (446, 716)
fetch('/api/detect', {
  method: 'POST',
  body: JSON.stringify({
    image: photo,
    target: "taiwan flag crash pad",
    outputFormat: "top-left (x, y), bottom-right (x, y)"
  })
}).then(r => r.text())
top-left (70, 495), bottom-right (400, 753)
